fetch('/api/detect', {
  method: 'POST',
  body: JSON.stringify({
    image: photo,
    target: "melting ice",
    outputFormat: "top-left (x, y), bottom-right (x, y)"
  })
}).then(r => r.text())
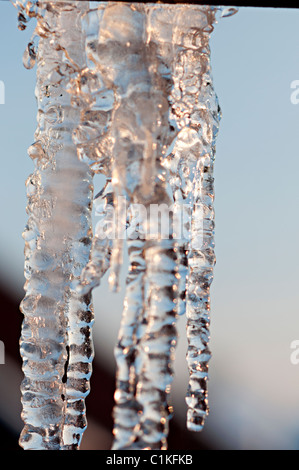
top-left (12, 0), bottom-right (237, 450)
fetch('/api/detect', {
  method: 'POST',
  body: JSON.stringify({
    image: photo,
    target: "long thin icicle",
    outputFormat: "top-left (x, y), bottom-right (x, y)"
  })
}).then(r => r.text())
top-left (112, 222), bottom-right (146, 450)
top-left (180, 8), bottom-right (222, 431)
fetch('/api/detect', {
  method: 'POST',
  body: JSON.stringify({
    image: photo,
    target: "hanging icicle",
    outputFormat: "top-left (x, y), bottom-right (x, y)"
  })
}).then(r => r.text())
top-left (14, 1), bottom-right (94, 450)
top-left (161, 4), bottom-right (222, 432)
top-left (92, 3), bottom-right (179, 450)
top-left (112, 208), bottom-right (147, 450)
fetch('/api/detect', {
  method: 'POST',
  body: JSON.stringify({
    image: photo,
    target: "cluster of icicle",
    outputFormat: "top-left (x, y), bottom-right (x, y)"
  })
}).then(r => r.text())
top-left (13, 0), bottom-right (237, 450)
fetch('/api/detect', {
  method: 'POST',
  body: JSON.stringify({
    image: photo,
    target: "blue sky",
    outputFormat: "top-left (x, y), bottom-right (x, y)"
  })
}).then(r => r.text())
top-left (0, 3), bottom-right (299, 449)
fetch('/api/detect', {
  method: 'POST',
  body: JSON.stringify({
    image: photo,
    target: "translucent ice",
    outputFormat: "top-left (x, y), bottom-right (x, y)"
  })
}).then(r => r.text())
top-left (13, 0), bottom-right (236, 451)
top-left (16, 1), bottom-right (94, 450)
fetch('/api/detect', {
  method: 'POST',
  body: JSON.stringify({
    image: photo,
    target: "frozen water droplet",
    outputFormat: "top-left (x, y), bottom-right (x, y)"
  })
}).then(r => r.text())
top-left (23, 39), bottom-right (37, 69)
top-left (221, 7), bottom-right (239, 18)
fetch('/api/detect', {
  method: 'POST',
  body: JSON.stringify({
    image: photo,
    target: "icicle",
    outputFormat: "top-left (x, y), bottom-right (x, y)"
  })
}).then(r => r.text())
top-left (220, 6), bottom-right (239, 18)
top-left (92, 2), bottom-right (173, 292)
top-left (113, 166), bottom-right (179, 452)
top-left (112, 200), bottom-right (179, 451)
top-left (178, 8), bottom-right (222, 432)
top-left (185, 98), bottom-right (221, 431)
top-left (70, 4), bottom-right (115, 296)
top-left (78, 181), bottom-right (113, 295)
top-left (133, 237), bottom-right (178, 450)
top-left (112, 207), bottom-right (146, 450)
top-left (106, 3), bottom-right (179, 450)
top-left (186, 156), bottom-right (217, 432)
top-left (16, 1), bottom-right (94, 450)
top-left (54, 3), bottom-right (95, 450)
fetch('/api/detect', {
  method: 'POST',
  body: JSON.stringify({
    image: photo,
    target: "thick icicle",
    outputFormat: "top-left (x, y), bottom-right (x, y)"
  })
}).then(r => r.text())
top-left (94, 2), bottom-right (173, 292)
top-left (16, 2), bottom-right (94, 449)
top-left (105, 3), bottom-right (179, 449)
top-left (54, 3), bottom-right (95, 450)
